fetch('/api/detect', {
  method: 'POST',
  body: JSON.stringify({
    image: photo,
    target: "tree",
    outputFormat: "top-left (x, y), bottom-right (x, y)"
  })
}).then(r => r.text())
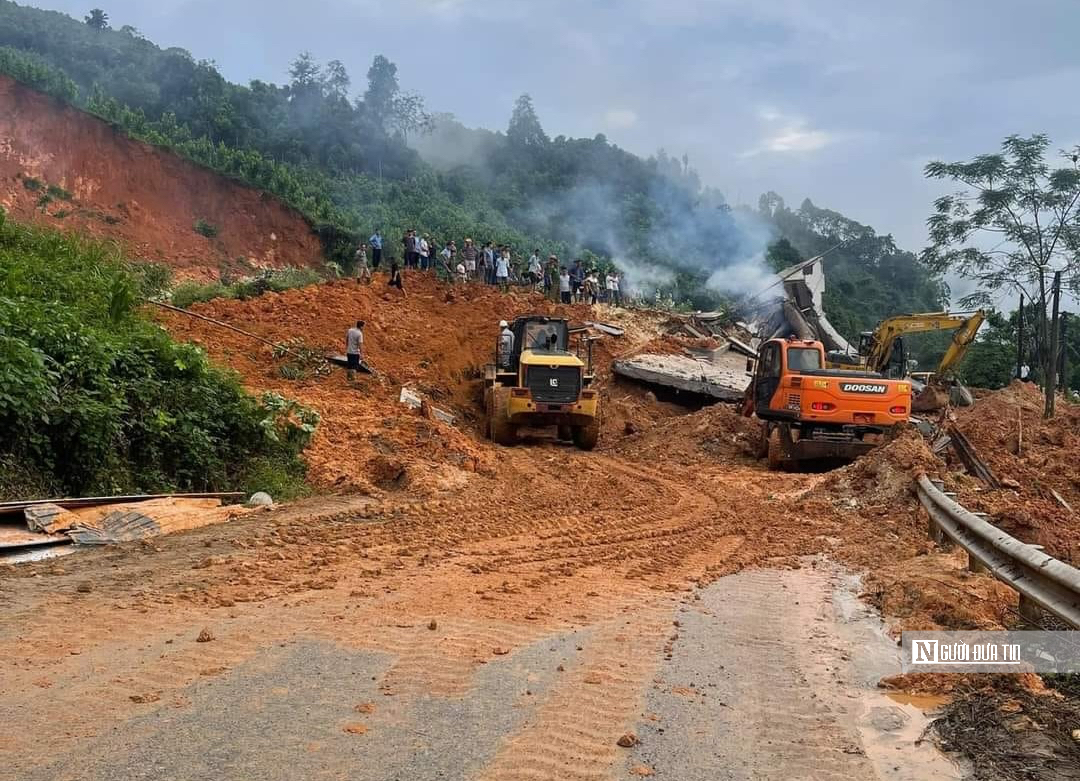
top-left (507, 94), bottom-right (548, 148)
top-left (363, 55), bottom-right (399, 130)
top-left (288, 52), bottom-right (320, 90)
top-left (322, 59), bottom-right (350, 100)
top-left (388, 92), bottom-right (432, 141)
top-left (765, 238), bottom-right (802, 272)
top-left (84, 8), bottom-right (109, 29)
top-left (958, 311), bottom-right (1019, 389)
top-left (924, 135), bottom-right (1080, 417)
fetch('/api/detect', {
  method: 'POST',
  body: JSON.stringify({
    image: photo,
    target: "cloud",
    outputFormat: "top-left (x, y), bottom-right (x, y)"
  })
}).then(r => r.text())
top-left (740, 108), bottom-right (835, 157)
top-left (603, 108), bottom-right (638, 130)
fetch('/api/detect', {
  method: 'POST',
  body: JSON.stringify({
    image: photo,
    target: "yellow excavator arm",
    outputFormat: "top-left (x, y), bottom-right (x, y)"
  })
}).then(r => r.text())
top-left (864, 311), bottom-right (985, 376)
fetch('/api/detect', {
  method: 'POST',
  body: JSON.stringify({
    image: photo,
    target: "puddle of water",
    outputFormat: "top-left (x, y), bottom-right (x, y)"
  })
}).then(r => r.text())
top-left (885, 692), bottom-right (952, 711)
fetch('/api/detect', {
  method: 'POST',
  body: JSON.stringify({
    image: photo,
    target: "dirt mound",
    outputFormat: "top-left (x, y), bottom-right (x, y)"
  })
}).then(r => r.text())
top-left (611, 401), bottom-right (759, 465)
top-left (951, 381), bottom-right (1080, 563)
top-left (159, 274), bottom-right (649, 492)
top-left (817, 428), bottom-right (943, 507)
top-left (863, 550), bottom-right (1017, 633)
top-left (0, 76), bottom-right (323, 280)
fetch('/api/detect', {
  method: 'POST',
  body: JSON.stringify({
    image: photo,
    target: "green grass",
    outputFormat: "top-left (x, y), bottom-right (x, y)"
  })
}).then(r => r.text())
top-left (46, 183), bottom-right (72, 201)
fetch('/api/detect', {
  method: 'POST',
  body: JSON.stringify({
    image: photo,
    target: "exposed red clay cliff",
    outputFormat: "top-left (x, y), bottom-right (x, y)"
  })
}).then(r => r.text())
top-left (0, 75), bottom-right (323, 279)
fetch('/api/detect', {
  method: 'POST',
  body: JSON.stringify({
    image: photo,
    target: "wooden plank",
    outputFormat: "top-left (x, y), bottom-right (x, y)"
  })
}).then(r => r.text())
top-left (587, 321), bottom-right (625, 337)
top-left (947, 425), bottom-right (1001, 488)
top-left (325, 353), bottom-right (375, 374)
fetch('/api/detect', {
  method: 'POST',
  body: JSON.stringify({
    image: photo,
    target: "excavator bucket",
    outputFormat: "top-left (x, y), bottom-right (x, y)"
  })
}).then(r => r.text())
top-left (910, 384), bottom-right (950, 412)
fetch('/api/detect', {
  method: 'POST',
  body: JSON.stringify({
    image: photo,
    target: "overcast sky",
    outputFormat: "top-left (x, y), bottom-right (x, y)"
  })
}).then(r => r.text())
top-left (36, 0), bottom-right (1080, 256)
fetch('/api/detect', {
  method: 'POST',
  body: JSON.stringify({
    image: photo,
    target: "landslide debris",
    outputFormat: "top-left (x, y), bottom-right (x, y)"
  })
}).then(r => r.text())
top-left (159, 275), bottom-right (633, 494)
top-left (951, 381), bottom-right (1080, 563)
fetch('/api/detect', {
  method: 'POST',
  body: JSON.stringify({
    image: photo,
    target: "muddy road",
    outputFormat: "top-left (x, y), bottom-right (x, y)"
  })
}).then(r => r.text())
top-left (0, 439), bottom-right (961, 780)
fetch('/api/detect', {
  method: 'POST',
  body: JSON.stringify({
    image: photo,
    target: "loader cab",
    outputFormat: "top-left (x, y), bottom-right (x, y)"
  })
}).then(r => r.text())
top-left (495, 316), bottom-right (575, 383)
top-left (516, 317), bottom-right (569, 359)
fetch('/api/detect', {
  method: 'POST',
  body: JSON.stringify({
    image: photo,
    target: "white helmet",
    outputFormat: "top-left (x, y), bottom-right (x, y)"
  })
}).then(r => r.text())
top-left (499, 320), bottom-right (509, 328)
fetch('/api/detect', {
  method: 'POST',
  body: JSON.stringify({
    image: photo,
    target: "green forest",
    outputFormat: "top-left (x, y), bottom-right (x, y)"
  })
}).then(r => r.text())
top-left (0, 1), bottom-right (950, 338)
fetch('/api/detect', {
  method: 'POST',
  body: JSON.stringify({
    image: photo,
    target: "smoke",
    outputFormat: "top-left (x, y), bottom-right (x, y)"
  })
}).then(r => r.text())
top-left (412, 117), bottom-right (779, 306)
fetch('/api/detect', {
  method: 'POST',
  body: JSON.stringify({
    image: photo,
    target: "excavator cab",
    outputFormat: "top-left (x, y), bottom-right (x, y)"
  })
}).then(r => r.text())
top-left (858, 332), bottom-right (907, 379)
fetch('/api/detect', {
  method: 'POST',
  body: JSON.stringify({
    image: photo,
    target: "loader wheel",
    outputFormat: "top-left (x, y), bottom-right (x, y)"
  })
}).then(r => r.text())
top-left (766, 427), bottom-right (784, 471)
top-left (557, 424), bottom-right (573, 441)
top-left (572, 417), bottom-right (600, 451)
top-left (489, 387), bottom-right (517, 445)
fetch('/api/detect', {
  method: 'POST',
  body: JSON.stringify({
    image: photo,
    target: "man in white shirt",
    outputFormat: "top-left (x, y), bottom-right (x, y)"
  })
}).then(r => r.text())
top-left (527, 250), bottom-right (543, 289)
top-left (419, 235), bottom-right (430, 270)
top-left (495, 249), bottom-right (511, 292)
top-left (345, 320), bottom-right (365, 381)
top-left (558, 267), bottom-right (572, 304)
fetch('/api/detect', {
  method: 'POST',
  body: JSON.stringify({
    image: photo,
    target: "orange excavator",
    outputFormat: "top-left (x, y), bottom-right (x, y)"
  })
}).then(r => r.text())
top-left (743, 337), bottom-right (912, 469)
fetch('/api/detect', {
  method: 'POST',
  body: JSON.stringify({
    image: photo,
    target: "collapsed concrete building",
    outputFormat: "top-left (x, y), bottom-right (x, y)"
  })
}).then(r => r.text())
top-left (613, 255), bottom-right (853, 402)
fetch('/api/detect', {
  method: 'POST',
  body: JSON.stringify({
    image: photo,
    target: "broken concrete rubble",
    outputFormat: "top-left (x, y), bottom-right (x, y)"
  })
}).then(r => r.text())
top-left (613, 254), bottom-right (858, 402)
top-left (398, 387), bottom-right (456, 426)
top-left (613, 347), bottom-right (749, 402)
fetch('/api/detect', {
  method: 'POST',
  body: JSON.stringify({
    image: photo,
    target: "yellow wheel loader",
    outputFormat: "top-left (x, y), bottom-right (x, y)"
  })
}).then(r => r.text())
top-left (483, 316), bottom-right (600, 450)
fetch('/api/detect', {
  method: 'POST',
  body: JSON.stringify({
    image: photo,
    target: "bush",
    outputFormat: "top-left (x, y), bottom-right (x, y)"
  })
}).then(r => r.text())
top-left (193, 218), bottom-right (219, 238)
top-left (0, 211), bottom-right (316, 499)
top-left (46, 184), bottom-right (73, 201)
top-left (171, 280), bottom-right (233, 309)
top-left (170, 267), bottom-right (323, 308)
top-left (232, 267), bottom-right (322, 299)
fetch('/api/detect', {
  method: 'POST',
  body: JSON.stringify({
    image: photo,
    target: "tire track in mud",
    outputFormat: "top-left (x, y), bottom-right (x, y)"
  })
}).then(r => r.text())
top-left (474, 601), bottom-right (677, 781)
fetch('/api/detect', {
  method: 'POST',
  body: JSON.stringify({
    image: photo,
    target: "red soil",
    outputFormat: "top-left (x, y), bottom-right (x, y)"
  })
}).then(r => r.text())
top-left (158, 274), bottom-right (608, 493)
top-left (0, 75), bottom-right (323, 280)
top-left (951, 382), bottom-right (1080, 564)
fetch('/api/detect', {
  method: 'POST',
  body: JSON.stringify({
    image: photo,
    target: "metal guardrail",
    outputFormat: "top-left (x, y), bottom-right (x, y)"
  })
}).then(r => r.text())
top-left (916, 474), bottom-right (1080, 629)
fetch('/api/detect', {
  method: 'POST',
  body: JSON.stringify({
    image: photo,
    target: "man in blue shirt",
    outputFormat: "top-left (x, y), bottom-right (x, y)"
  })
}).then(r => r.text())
top-left (369, 230), bottom-right (383, 269)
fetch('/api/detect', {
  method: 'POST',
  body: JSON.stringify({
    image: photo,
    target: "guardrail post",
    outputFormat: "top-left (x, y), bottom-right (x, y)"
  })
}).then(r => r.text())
top-left (967, 552), bottom-right (987, 573)
top-left (1018, 594), bottom-right (1042, 625)
top-left (925, 479), bottom-right (953, 548)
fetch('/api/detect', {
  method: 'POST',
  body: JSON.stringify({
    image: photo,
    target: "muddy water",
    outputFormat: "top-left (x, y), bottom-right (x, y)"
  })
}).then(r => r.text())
top-left (885, 692), bottom-right (953, 710)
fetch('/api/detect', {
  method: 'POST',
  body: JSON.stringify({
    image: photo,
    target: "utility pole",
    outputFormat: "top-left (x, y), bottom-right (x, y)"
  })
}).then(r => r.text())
top-left (1060, 312), bottom-right (1069, 397)
top-left (1016, 293), bottom-right (1025, 379)
top-left (1046, 271), bottom-right (1062, 417)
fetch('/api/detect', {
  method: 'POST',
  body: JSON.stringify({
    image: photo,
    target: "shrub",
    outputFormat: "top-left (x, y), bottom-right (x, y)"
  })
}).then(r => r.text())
top-left (193, 218), bottom-right (219, 238)
top-left (0, 211), bottom-right (316, 499)
top-left (170, 267), bottom-right (323, 308)
top-left (46, 184), bottom-right (73, 201)
top-left (171, 280), bottom-right (233, 309)
top-left (232, 267), bottom-right (322, 299)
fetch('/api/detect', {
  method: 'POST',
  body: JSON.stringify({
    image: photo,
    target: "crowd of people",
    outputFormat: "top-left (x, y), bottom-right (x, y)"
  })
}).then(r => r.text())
top-left (352, 229), bottom-right (623, 306)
